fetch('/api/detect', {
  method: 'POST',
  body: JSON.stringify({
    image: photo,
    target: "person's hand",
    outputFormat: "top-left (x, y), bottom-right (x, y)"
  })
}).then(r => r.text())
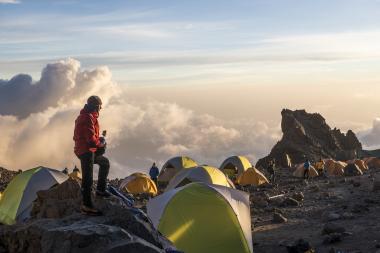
top-left (99, 137), bottom-right (107, 147)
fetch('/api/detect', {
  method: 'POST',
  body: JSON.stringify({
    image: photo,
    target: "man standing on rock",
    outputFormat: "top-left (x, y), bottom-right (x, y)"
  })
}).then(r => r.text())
top-left (73, 95), bottom-right (111, 216)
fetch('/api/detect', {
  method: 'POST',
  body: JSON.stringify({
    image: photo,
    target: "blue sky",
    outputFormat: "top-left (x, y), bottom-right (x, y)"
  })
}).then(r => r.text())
top-left (1, 0), bottom-right (380, 172)
top-left (1, 0), bottom-right (380, 84)
top-left (1, 0), bottom-right (380, 127)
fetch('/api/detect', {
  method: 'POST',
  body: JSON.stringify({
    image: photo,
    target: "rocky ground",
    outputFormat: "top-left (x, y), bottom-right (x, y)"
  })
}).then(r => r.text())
top-left (1, 167), bottom-right (380, 253)
top-left (0, 177), bottom-right (177, 253)
top-left (249, 168), bottom-right (380, 253)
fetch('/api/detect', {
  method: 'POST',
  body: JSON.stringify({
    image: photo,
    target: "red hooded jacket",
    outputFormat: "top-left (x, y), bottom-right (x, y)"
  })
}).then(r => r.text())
top-left (73, 106), bottom-right (101, 156)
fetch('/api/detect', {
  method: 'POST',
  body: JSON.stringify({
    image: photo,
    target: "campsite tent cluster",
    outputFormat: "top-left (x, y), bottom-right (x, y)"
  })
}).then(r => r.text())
top-left (0, 155), bottom-right (269, 253)
top-left (147, 155), bottom-right (263, 253)
top-left (1, 155), bottom-right (377, 253)
top-left (292, 158), bottom-right (375, 178)
top-left (158, 155), bottom-right (269, 188)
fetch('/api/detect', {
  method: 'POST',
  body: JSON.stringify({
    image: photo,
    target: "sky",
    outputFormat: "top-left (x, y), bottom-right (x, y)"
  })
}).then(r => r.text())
top-left (1, 0), bottom-right (380, 177)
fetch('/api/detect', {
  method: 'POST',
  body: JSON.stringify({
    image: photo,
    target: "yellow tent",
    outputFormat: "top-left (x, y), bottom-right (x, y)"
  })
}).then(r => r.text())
top-left (344, 163), bottom-right (363, 176)
top-left (324, 159), bottom-right (334, 170)
top-left (158, 156), bottom-right (198, 183)
top-left (324, 159), bottom-right (347, 177)
top-left (236, 167), bottom-right (269, 186)
top-left (293, 164), bottom-right (319, 178)
top-left (365, 157), bottom-right (380, 169)
top-left (69, 170), bottom-right (82, 180)
top-left (347, 159), bottom-right (368, 172)
top-left (119, 173), bottom-right (158, 196)
top-left (314, 161), bottom-right (325, 171)
top-left (165, 165), bottom-right (235, 191)
top-left (325, 162), bottom-right (344, 177)
top-left (327, 166), bottom-right (344, 177)
top-left (220, 156), bottom-right (252, 177)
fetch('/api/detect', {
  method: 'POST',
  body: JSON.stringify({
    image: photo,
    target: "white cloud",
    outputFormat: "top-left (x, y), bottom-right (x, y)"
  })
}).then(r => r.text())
top-left (0, 58), bottom-right (119, 118)
top-left (0, 0), bottom-right (19, 4)
top-left (0, 59), bottom-right (280, 177)
top-left (358, 118), bottom-right (380, 150)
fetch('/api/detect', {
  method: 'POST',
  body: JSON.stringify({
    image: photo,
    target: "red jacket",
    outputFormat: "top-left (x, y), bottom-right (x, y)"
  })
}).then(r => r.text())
top-left (73, 106), bottom-right (101, 156)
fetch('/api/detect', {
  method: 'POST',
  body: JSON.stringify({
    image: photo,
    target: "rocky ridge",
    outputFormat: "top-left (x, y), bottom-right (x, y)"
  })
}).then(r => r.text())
top-left (256, 109), bottom-right (362, 169)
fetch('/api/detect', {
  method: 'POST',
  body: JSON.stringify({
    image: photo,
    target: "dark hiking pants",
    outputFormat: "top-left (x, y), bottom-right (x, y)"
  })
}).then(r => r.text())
top-left (78, 151), bottom-right (110, 207)
top-left (303, 168), bottom-right (309, 179)
top-left (270, 172), bottom-right (276, 184)
top-left (151, 177), bottom-right (158, 186)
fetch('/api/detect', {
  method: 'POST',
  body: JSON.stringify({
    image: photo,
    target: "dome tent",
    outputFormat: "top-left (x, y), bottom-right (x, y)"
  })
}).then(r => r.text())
top-left (220, 156), bottom-right (252, 177)
top-left (344, 163), bottom-right (363, 176)
top-left (0, 166), bottom-right (68, 225)
top-left (69, 170), bottom-right (82, 180)
top-left (147, 182), bottom-right (253, 253)
top-left (119, 172), bottom-right (158, 196)
top-left (326, 166), bottom-right (344, 177)
top-left (353, 159), bottom-right (368, 172)
top-left (365, 157), bottom-right (380, 169)
top-left (346, 159), bottom-right (368, 172)
top-left (325, 159), bottom-right (346, 177)
top-left (158, 156), bottom-right (198, 183)
top-left (236, 167), bottom-right (269, 186)
top-left (293, 164), bottom-right (319, 178)
top-left (165, 165), bottom-right (235, 191)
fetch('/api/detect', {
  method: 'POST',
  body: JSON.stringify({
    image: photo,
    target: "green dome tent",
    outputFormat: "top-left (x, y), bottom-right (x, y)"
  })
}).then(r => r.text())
top-left (220, 155), bottom-right (252, 178)
top-left (0, 166), bottom-right (68, 225)
top-left (147, 182), bottom-right (253, 253)
top-left (158, 156), bottom-right (198, 183)
top-left (165, 165), bottom-right (235, 191)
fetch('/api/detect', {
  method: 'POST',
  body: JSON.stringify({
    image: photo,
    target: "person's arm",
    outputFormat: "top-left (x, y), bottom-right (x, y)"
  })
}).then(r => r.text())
top-left (83, 114), bottom-right (100, 148)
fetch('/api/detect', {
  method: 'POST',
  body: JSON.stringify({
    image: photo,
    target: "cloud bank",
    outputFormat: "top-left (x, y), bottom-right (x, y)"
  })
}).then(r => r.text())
top-left (0, 58), bottom-right (118, 118)
top-left (0, 59), bottom-right (281, 178)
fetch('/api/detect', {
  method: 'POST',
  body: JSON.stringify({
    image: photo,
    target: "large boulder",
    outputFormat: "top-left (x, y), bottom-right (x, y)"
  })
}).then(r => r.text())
top-left (256, 109), bottom-right (362, 169)
top-left (31, 178), bottom-right (82, 219)
top-left (0, 179), bottom-right (176, 253)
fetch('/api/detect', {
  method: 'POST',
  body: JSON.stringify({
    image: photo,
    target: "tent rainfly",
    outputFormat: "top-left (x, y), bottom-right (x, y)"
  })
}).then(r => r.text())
top-left (147, 182), bottom-right (253, 253)
top-left (158, 156), bottom-right (198, 183)
top-left (165, 165), bottom-right (235, 191)
top-left (0, 166), bottom-right (68, 225)
top-left (119, 172), bottom-right (158, 196)
top-left (219, 156), bottom-right (252, 177)
top-left (293, 164), bottom-right (319, 178)
top-left (236, 167), bottom-right (269, 186)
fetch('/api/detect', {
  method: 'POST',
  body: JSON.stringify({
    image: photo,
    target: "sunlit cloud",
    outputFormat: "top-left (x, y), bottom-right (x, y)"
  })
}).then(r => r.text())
top-left (358, 118), bottom-right (380, 150)
top-left (0, 59), bottom-right (280, 177)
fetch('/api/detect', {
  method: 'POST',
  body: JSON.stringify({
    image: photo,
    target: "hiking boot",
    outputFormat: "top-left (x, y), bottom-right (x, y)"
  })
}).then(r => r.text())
top-left (96, 190), bottom-right (112, 198)
top-left (80, 204), bottom-right (102, 216)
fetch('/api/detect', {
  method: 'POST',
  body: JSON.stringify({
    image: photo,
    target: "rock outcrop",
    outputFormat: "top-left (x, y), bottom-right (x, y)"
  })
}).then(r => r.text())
top-left (256, 109), bottom-right (362, 169)
top-left (0, 178), bottom-right (177, 253)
